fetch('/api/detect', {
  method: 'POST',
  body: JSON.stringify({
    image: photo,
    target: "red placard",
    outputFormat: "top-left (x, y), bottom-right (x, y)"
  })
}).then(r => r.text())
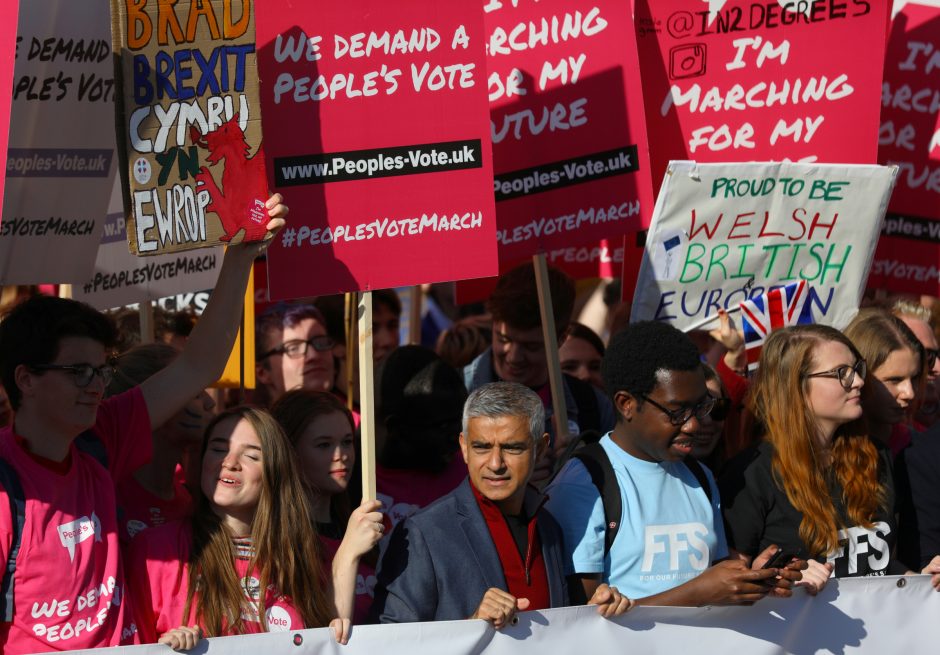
top-left (0, 0), bottom-right (17, 218)
top-left (635, 0), bottom-right (889, 189)
top-left (871, 3), bottom-right (940, 296)
top-left (257, 1), bottom-right (497, 299)
top-left (485, 0), bottom-right (654, 262)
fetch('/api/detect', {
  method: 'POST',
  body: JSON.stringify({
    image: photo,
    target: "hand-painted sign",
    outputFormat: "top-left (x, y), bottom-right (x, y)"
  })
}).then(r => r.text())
top-left (486, 0), bottom-right (654, 262)
top-left (631, 161), bottom-right (896, 332)
top-left (872, 2), bottom-right (940, 295)
top-left (257, 0), bottom-right (497, 299)
top-left (110, 0), bottom-right (269, 255)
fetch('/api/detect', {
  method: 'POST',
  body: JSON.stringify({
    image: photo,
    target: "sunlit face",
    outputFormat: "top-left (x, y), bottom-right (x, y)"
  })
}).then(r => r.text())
top-left (295, 411), bottom-right (355, 496)
top-left (17, 336), bottom-right (108, 434)
top-left (201, 417), bottom-right (264, 528)
top-left (805, 340), bottom-right (864, 436)
top-left (460, 414), bottom-right (546, 514)
top-left (257, 318), bottom-right (335, 399)
top-left (372, 303), bottom-right (401, 364)
top-left (899, 315), bottom-right (939, 427)
top-left (690, 378), bottom-right (726, 460)
top-left (867, 347), bottom-right (919, 427)
top-left (492, 322), bottom-right (548, 389)
top-left (559, 336), bottom-right (603, 389)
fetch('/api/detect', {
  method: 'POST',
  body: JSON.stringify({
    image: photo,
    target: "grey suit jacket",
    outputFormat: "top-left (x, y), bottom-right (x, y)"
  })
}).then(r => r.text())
top-left (369, 478), bottom-right (569, 623)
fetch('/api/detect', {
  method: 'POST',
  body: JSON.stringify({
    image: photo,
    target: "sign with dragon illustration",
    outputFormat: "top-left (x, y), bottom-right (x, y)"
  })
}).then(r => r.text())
top-left (110, 0), bottom-right (269, 255)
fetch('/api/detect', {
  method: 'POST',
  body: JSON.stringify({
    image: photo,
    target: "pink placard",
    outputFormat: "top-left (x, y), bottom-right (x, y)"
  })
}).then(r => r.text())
top-left (257, 1), bottom-right (497, 299)
top-left (485, 0), bottom-right (654, 263)
top-left (871, 3), bottom-right (940, 296)
top-left (0, 1), bottom-right (19, 218)
top-left (635, 0), bottom-right (890, 189)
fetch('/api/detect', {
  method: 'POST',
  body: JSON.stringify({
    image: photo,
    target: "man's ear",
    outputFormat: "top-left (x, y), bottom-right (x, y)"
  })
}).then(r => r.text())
top-left (255, 361), bottom-right (272, 386)
top-left (13, 364), bottom-right (35, 399)
top-left (613, 390), bottom-right (638, 422)
top-left (458, 432), bottom-right (470, 464)
top-left (535, 432), bottom-right (550, 458)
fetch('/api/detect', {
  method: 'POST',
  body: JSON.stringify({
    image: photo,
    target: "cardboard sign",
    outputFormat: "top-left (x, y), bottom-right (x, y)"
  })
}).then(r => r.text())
top-left (631, 161), bottom-right (896, 332)
top-left (485, 0), bottom-right (654, 262)
top-left (72, 178), bottom-right (223, 310)
top-left (0, 1), bottom-right (18, 217)
top-left (871, 2), bottom-right (940, 295)
top-left (257, 0), bottom-right (498, 299)
top-left (634, 0), bottom-right (890, 188)
top-left (110, 0), bottom-right (269, 256)
top-left (0, 0), bottom-right (116, 284)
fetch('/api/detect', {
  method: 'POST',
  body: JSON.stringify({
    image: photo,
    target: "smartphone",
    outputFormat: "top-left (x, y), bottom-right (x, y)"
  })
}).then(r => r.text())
top-left (761, 548), bottom-right (798, 570)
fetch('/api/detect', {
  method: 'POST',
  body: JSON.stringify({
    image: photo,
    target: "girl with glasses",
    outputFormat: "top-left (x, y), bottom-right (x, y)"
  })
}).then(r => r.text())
top-left (127, 407), bottom-right (348, 649)
top-left (719, 325), bottom-right (940, 595)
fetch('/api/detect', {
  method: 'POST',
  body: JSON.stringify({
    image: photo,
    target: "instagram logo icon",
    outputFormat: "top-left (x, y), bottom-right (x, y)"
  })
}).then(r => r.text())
top-left (669, 43), bottom-right (707, 80)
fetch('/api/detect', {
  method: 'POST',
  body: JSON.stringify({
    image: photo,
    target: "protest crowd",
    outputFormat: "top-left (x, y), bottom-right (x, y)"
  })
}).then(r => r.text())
top-left (3, 0), bottom-right (940, 653)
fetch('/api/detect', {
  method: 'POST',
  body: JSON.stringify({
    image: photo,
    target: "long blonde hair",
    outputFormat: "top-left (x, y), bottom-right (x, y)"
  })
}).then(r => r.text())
top-left (749, 325), bottom-right (886, 557)
top-left (184, 406), bottom-right (334, 635)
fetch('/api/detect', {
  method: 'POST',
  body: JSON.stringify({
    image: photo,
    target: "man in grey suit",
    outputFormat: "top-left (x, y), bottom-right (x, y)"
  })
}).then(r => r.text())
top-left (370, 382), bottom-right (632, 627)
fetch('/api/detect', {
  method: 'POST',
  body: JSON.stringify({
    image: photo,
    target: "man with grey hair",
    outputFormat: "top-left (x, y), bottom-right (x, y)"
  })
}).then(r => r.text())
top-left (370, 381), bottom-right (632, 626)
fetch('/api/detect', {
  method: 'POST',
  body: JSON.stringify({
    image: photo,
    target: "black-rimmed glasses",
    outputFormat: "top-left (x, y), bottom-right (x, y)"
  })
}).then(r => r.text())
top-left (259, 336), bottom-right (335, 360)
top-left (803, 360), bottom-right (867, 391)
top-left (29, 362), bottom-right (115, 388)
top-left (638, 394), bottom-right (717, 426)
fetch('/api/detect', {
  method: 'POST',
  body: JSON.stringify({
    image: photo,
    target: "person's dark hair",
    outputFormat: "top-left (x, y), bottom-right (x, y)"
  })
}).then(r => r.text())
top-left (379, 345), bottom-right (468, 472)
top-left (107, 343), bottom-right (179, 396)
top-left (312, 295), bottom-right (346, 346)
top-left (373, 289), bottom-right (402, 317)
top-left (565, 322), bottom-right (606, 357)
top-left (488, 263), bottom-right (574, 336)
top-left (602, 321), bottom-right (702, 405)
top-left (0, 295), bottom-right (117, 410)
top-left (255, 302), bottom-right (327, 360)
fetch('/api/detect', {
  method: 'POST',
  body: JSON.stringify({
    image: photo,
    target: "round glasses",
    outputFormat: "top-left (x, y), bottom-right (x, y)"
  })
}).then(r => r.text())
top-left (638, 394), bottom-right (717, 426)
top-left (803, 359), bottom-right (867, 391)
top-left (29, 363), bottom-right (115, 388)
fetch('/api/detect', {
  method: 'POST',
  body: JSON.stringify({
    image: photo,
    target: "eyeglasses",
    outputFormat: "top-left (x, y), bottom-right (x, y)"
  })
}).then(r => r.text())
top-left (709, 397), bottom-right (732, 422)
top-left (259, 336), bottom-right (335, 360)
top-left (926, 348), bottom-right (939, 371)
top-left (803, 359), bottom-right (867, 391)
top-left (638, 394), bottom-right (717, 427)
top-left (29, 362), bottom-right (115, 388)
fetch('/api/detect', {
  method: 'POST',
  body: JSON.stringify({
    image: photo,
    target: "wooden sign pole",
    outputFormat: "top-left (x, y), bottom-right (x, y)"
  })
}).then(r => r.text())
top-left (532, 254), bottom-right (570, 451)
top-left (358, 291), bottom-right (377, 502)
top-left (344, 292), bottom-right (356, 412)
top-left (409, 286), bottom-right (422, 345)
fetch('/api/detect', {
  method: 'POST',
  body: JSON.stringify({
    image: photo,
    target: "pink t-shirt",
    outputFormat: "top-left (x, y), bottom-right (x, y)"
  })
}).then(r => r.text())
top-left (375, 457), bottom-right (467, 529)
top-left (117, 468), bottom-right (193, 542)
top-left (127, 521), bottom-right (305, 642)
top-left (0, 388), bottom-right (151, 654)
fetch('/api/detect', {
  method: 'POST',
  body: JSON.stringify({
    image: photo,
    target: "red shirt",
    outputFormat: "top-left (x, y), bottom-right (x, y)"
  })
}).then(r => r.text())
top-left (470, 485), bottom-right (550, 611)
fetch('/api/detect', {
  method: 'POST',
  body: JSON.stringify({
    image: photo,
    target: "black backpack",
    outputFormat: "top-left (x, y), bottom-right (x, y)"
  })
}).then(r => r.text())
top-left (573, 442), bottom-right (713, 555)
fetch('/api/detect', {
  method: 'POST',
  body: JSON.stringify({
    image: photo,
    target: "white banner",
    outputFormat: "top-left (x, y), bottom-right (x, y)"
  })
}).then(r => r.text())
top-left (630, 161), bottom-right (896, 331)
top-left (0, 0), bottom-right (116, 284)
top-left (64, 576), bottom-right (940, 655)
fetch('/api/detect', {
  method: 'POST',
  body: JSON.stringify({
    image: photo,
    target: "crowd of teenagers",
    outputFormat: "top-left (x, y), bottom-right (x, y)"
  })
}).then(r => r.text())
top-left (0, 202), bottom-right (939, 654)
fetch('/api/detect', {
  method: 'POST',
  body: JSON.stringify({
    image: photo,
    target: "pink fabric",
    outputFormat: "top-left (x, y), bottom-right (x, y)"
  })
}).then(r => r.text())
top-left (375, 457), bottom-right (467, 529)
top-left (127, 521), bottom-right (305, 643)
top-left (318, 534), bottom-right (375, 623)
top-left (0, 388), bottom-right (151, 653)
top-left (117, 469), bottom-right (193, 543)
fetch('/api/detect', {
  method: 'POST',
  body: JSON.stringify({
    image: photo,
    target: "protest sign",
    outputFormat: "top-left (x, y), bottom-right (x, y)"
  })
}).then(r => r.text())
top-left (110, 0), bottom-right (270, 256)
top-left (257, 1), bottom-right (497, 299)
top-left (485, 0), bottom-right (654, 262)
top-left (0, 0), bottom-right (115, 284)
top-left (0, 1), bottom-right (18, 215)
top-left (871, 2), bottom-right (940, 295)
top-left (634, 0), bottom-right (890, 189)
top-left (65, 576), bottom-right (940, 655)
top-left (72, 178), bottom-right (223, 310)
top-left (631, 161), bottom-right (896, 332)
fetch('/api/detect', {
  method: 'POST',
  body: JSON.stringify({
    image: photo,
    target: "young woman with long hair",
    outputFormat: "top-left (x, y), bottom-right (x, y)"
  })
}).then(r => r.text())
top-left (270, 390), bottom-right (383, 623)
top-left (127, 406), bottom-right (346, 649)
top-left (719, 325), bottom-right (940, 593)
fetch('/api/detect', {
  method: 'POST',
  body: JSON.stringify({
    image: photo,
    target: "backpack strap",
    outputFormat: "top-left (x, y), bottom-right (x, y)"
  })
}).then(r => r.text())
top-left (573, 443), bottom-right (621, 556)
top-left (684, 456), bottom-right (713, 504)
top-left (0, 459), bottom-right (26, 622)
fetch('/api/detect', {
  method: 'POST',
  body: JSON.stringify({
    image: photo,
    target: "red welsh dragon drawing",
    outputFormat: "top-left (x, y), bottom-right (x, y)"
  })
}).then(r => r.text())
top-left (190, 114), bottom-right (269, 242)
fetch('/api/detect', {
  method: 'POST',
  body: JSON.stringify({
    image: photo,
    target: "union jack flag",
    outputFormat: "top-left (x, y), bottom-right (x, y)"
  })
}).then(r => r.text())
top-left (739, 280), bottom-right (814, 371)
